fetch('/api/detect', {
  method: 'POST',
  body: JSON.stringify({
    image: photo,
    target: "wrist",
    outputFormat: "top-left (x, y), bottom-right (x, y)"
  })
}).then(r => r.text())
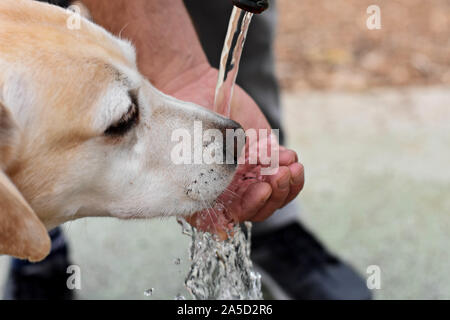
top-left (147, 62), bottom-right (213, 96)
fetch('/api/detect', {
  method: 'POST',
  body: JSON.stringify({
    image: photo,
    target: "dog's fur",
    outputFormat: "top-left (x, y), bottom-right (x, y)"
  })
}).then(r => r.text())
top-left (0, 0), bottom-right (239, 261)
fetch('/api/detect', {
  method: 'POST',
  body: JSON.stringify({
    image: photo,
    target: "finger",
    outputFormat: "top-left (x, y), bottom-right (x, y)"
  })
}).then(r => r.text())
top-left (290, 162), bottom-right (304, 187)
top-left (283, 162), bottom-right (305, 206)
top-left (279, 148), bottom-right (298, 166)
top-left (251, 166), bottom-right (291, 222)
top-left (238, 182), bottom-right (272, 222)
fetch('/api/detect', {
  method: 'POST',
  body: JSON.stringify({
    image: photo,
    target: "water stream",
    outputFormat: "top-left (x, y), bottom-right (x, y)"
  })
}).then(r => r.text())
top-left (180, 219), bottom-right (262, 300)
top-left (180, 6), bottom-right (263, 300)
top-left (214, 7), bottom-right (254, 117)
top-left (143, 5), bottom-right (264, 300)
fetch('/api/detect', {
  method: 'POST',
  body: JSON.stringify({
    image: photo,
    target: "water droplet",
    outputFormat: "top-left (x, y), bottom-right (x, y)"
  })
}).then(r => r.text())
top-left (177, 217), bottom-right (193, 236)
top-left (144, 288), bottom-right (154, 296)
top-left (174, 258), bottom-right (181, 265)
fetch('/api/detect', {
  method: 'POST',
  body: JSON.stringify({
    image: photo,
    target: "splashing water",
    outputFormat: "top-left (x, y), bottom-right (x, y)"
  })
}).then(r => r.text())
top-left (144, 288), bottom-right (154, 297)
top-left (180, 219), bottom-right (262, 300)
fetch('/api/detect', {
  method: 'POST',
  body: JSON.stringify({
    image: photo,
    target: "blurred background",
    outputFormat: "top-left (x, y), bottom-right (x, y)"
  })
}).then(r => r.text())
top-left (1, 0), bottom-right (449, 300)
top-left (277, 0), bottom-right (450, 90)
top-left (276, 0), bottom-right (450, 299)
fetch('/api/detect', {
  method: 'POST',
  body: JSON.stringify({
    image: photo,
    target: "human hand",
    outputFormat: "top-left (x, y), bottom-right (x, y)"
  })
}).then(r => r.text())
top-left (161, 64), bottom-right (304, 237)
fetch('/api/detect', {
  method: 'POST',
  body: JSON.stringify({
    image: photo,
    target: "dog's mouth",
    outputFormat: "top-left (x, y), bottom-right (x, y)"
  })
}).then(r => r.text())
top-left (184, 192), bottom-right (237, 238)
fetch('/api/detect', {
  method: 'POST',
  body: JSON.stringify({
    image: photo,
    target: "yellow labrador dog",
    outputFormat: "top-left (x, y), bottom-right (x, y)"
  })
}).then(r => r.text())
top-left (0, 0), bottom-right (241, 262)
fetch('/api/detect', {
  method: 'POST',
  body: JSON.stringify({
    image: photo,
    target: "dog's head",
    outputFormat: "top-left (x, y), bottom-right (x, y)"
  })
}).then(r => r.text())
top-left (0, 0), bottom-right (242, 261)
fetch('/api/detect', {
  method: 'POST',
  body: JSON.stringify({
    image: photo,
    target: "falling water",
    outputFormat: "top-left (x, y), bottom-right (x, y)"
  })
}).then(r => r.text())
top-left (181, 6), bottom-right (263, 300)
top-left (181, 219), bottom-right (262, 300)
top-left (214, 6), bottom-right (254, 117)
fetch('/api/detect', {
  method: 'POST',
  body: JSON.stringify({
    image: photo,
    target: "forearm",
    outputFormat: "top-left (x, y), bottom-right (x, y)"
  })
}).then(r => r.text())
top-left (82, 0), bottom-right (209, 90)
top-left (82, 0), bottom-right (271, 130)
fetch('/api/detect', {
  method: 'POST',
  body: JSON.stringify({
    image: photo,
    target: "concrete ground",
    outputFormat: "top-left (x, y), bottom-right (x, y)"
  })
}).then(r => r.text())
top-left (1, 86), bottom-right (449, 299)
top-left (283, 86), bottom-right (450, 300)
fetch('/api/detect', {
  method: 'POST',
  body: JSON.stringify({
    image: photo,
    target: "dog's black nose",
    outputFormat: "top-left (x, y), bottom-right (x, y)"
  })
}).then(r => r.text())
top-left (221, 120), bottom-right (245, 166)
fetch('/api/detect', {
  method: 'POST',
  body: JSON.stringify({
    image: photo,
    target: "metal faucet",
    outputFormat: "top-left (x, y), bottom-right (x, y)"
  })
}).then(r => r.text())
top-left (232, 0), bottom-right (269, 14)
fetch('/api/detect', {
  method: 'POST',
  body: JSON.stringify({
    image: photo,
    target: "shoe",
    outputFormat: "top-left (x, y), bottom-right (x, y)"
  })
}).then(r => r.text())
top-left (251, 222), bottom-right (372, 300)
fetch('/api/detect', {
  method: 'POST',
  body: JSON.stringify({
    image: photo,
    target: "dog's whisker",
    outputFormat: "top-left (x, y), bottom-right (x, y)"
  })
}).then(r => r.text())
top-left (199, 194), bottom-right (220, 235)
top-left (224, 187), bottom-right (242, 200)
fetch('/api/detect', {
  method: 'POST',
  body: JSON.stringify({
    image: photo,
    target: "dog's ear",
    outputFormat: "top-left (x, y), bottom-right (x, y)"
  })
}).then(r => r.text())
top-left (0, 103), bottom-right (51, 262)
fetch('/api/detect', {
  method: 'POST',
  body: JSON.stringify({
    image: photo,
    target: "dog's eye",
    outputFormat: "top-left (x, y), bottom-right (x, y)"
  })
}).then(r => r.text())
top-left (105, 93), bottom-right (139, 136)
